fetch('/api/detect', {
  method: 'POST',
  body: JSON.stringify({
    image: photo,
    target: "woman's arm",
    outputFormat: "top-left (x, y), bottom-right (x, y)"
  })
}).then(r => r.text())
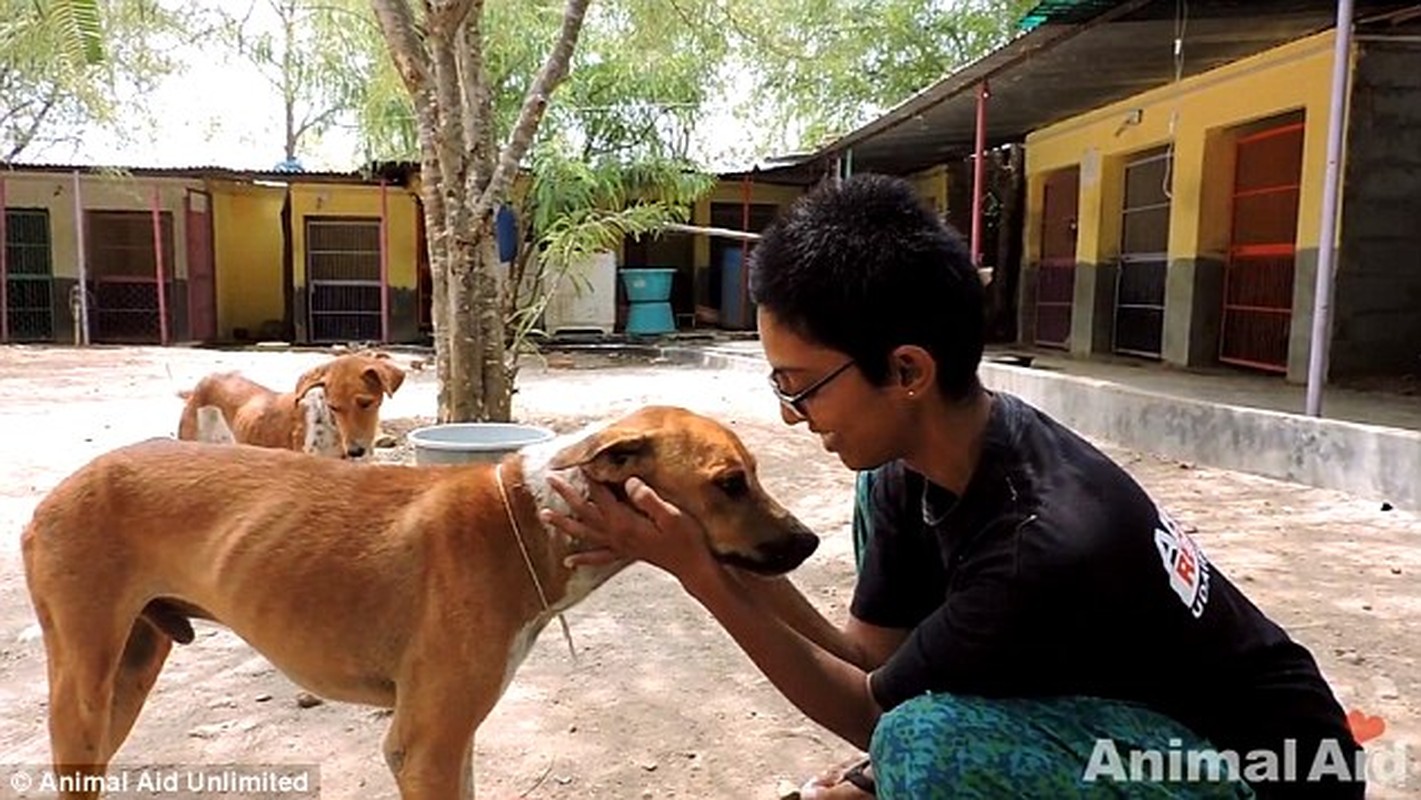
top-left (727, 570), bottom-right (908, 671)
top-left (542, 475), bottom-right (885, 750)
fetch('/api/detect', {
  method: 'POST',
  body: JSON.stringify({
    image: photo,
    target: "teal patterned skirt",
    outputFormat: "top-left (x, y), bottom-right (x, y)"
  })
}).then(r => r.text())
top-left (869, 691), bottom-right (1258, 799)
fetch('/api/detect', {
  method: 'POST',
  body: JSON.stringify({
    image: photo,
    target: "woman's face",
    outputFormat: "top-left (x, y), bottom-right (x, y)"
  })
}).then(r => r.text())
top-left (757, 307), bottom-right (909, 471)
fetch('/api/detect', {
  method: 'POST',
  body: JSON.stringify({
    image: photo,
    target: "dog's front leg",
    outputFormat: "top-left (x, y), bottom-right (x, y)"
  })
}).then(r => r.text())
top-left (382, 686), bottom-right (493, 800)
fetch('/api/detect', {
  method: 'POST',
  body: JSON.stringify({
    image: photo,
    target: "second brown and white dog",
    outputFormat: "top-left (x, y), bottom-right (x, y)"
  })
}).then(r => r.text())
top-left (22, 405), bottom-right (818, 799)
top-left (176, 352), bottom-right (405, 458)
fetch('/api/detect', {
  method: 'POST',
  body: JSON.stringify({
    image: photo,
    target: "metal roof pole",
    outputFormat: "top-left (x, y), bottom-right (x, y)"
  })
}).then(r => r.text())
top-left (379, 177), bottom-right (390, 343)
top-left (1305, 0), bottom-right (1355, 417)
top-left (72, 170), bottom-right (90, 345)
top-left (151, 184), bottom-right (169, 346)
top-left (1, 175), bottom-right (8, 343)
top-left (971, 81), bottom-right (990, 267)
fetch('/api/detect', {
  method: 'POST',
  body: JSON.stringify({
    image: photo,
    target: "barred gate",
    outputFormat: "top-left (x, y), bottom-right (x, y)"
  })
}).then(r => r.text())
top-left (1114, 148), bottom-right (1172, 358)
top-left (1220, 122), bottom-right (1304, 373)
top-left (86, 210), bottom-right (175, 343)
top-left (306, 217), bottom-right (382, 343)
top-left (4, 208), bottom-right (55, 341)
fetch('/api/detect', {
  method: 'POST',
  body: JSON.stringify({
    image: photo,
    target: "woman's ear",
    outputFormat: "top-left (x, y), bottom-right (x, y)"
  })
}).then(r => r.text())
top-left (890, 345), bottom-right (936, 398)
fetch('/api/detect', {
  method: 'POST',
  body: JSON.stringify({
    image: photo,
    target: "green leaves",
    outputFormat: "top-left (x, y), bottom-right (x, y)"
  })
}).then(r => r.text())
top-left (2, 0), bottom-right (185, 160)
top-left (48, 0), bottom-right (105, 68)
top-left (526, 143), bottom-right (714, 270)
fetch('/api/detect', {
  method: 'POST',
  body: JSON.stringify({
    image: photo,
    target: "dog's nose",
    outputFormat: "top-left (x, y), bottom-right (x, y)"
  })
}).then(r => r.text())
top-left (347, 445), bottom-right (367, 458)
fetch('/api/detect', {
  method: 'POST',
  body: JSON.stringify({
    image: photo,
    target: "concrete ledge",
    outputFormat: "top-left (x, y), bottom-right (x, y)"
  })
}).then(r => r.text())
top-left (664, 345), bottom-right (1421, 513)
top-left (979, 362), bottom-right (1421, 512)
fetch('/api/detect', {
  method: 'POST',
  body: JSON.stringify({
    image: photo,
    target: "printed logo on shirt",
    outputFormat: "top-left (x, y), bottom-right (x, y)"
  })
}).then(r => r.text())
top-left (1153, 507), bottom-right (1211, 619)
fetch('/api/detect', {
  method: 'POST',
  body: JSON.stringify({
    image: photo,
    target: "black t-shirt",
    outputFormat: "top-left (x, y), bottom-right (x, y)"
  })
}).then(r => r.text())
top-left (854, 391), bottom-right (1362, 798)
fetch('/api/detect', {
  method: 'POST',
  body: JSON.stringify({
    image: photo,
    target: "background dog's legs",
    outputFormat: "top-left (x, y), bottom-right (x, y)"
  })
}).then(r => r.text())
top-left (106, 618), bottom-right (172, 754)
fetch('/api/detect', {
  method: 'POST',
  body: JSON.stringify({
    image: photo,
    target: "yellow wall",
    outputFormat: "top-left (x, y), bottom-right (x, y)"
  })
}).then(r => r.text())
top-left (1023, 30), bottom-right (1341, 270)
top-left (209, 180), bottom-right (286, 338)
top-left (907, 163), bottom-right (950, 217)
top-left (287, 182), bottom-right (421, 291)
top-left (1, 171), bottom-right (202, 281)
top-left (692, 179), bottom-right (807, 270)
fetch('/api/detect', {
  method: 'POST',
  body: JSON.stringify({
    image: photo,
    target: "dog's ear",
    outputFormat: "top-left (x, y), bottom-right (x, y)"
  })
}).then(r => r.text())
top-left (548, 429), bottom-right (652, 484)
top-left (364, 359), bottom-right (405, 397)
top-left (295, 363), bottom-right (329, 398)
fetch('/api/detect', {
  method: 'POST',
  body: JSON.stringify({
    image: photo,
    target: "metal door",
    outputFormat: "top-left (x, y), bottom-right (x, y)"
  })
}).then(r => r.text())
top-left (1035, 167), bottom-right (1079, 348)
top-left (4, 208), bottom-right (55, 341)
top-left (1220, 122), bottom-right (1304, 372)
top-left (185, 189), bottom-right (216, 340)
top-left (307, 217), bottom-right (382, 343)
top-left (1114, 148), bottom-right (1171, 357)
top-left (87, 210), bottom-right (174, 343)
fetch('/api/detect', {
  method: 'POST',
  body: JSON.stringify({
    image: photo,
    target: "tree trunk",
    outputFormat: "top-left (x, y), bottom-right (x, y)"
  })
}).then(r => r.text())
top-left (372, 0), bottom-right (591, 423)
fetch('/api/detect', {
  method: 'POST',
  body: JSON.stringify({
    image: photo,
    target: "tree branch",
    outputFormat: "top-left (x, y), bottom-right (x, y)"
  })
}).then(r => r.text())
top-left (4, 87), bottom-right (62, 161)
top-left (370, 0), bottom-right (432, 95)
top-left (474, 0), bottom-right (591, 222)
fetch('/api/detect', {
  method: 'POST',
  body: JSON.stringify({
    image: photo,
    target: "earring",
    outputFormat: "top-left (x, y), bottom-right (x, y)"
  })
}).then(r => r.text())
top-left (907, 391), bottom-right (916, 398)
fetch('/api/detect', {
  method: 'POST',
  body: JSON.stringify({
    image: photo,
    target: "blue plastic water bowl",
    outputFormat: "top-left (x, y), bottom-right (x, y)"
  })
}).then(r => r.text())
top-left (621, 268), bottom-right (676, 303)
top-left (406, 423), bottom-right (556, 466)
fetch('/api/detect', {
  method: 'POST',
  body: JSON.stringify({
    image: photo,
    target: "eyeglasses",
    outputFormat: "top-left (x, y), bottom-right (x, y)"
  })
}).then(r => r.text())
top-left (768, 360), bottom-right (856, 420)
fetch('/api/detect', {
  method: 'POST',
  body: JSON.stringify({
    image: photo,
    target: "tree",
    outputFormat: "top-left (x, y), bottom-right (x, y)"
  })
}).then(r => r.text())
top-left (216, 0), bottom-right (379, 165)
top-left (0, 0), bottom-right (188, 161)
top-left (367, 0), bottom-right (721, 423)
top-left (370, 0), bottom-right (595, 423)
top-left (714, 0), bottom-right (1037, 153)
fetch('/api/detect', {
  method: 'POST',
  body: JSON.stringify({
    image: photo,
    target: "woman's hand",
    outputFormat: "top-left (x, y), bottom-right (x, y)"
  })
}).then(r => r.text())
top-left (539, 474), bottom-right (719, 586)
top-left (798, 755), bottom-right (876, 798)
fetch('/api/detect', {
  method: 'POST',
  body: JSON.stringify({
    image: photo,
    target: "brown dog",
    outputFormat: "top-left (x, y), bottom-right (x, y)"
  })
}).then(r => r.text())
top-left (176, 352), bottom-right (405, 458)
top-left (22, 406), bottom-right (818, 799)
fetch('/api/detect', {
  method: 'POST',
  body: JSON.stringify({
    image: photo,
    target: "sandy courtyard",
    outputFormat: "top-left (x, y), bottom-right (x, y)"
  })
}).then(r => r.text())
top-left (0, 344), bottom-right (1416, 798)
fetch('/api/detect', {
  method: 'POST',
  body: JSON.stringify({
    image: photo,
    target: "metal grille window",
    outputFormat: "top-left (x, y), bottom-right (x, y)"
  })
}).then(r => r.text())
top-left (1114, 148), bottom-right (1172, 358)
top-left (4, 208), bottom-right (55, 341)
top-left (86, 210), bottom-right (175, 343)
top-left (1221, 122), bottom-right (1304, 373)
top-left (307, 217), bottom-right (382, 342)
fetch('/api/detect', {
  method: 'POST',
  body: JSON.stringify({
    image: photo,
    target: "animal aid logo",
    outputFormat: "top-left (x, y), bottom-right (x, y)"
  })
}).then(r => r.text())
top-left (1153, 506), bottom-right (1211, 618)
top-left (1081, 710), bottom-right (1412, 788)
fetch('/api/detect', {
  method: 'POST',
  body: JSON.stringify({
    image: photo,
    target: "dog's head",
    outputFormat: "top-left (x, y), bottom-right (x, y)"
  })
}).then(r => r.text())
top-left (546, 406), bottom-right (818, 575)
top-left (294, 353), bottom-right (405, 458)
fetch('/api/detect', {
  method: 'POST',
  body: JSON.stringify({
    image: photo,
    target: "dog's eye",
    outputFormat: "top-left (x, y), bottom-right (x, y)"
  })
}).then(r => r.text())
top-left (715, 472), bottom-right (749, 498)
top-left (356, 396), bottom-right (375, 410)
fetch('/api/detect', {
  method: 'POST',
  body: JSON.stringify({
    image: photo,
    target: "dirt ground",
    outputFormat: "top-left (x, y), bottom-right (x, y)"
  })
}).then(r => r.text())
top-left (0, 344), bottom-right (1416, 799)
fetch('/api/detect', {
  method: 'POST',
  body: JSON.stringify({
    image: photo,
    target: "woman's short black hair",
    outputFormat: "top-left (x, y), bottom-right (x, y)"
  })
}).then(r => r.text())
top-left (749, 173), bottom-right (985, 400)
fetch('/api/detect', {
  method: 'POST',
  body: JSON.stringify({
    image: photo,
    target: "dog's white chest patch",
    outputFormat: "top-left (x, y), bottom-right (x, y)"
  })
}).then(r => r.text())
top-left (300, 386), bottom-right (343, 457)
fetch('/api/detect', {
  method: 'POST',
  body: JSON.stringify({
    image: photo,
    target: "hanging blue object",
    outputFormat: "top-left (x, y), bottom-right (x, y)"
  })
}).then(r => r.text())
top-left (495, 205), bottom-right (519, 263)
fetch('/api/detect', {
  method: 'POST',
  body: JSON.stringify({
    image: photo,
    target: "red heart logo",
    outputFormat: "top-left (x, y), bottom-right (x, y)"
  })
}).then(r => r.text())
top-left (1346, 709), bottom-right (1387, 743)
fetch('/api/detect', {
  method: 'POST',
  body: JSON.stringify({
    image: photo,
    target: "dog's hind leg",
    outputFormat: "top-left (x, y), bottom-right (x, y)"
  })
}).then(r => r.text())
top-left (106, 617), bottom-right (172, 755)
top-left (32, 598), bottom-right (133, 800)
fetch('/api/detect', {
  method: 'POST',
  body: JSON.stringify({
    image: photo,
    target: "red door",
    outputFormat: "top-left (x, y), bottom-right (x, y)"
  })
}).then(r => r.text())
top-left (1036, 167), bottom-right (1079, 348)
top-left (1220, 122), bottom-right (1304, 372)
top-left (185, 189), bottom-right (216, 341)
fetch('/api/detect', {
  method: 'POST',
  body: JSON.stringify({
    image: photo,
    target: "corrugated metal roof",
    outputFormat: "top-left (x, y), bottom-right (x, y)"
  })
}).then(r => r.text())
top-left (1021, 0), bottom-right (1125, 30)
top-left (0, 161), bottom-right (423, 185)
top-left (802, 0), bottom-right (1418, 176)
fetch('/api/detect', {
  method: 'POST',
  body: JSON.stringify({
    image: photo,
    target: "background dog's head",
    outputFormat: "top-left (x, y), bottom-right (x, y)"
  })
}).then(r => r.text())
top-left (547, 406), bottom-right (818, 575)
top-left (294, 353), bottom-right (405, 458)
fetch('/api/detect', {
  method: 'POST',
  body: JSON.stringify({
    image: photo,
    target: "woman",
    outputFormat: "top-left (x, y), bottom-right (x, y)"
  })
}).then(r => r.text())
top-left (540, 174), bottom-right (1362, 799)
